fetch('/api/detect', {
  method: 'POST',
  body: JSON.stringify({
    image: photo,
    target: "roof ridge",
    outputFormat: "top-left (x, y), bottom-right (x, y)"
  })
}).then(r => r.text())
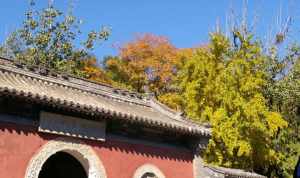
top-left (0, 57), bottom-right (148, 105)
top-left (0, 57), bottom-right (150, 107)
top-left (149, 98), bottom-right (185, 121)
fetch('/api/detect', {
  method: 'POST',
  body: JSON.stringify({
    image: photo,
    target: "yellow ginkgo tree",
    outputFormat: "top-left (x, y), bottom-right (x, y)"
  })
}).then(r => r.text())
top-left (178, 32), bottom-right (287, 172)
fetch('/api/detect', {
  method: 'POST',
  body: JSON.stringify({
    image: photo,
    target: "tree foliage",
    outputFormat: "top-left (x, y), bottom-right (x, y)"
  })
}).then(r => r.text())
top-left (104, 34), bottom-right (186, 109)
top-left (266, 46), bottom-right (300, 177)
top-left (178, 32), bottom-right (287, 172)
top-left (80, 56), bottom-right (113, 84)
top-left (105, 34), bottom-right (177, 91)
top-left (0, 0), bottom-right (110, 76)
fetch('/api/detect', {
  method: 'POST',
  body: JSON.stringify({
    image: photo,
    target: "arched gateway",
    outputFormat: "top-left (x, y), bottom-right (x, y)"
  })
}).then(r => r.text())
top-left (38, 151), bottom-right (87, 178)
top-left (24, 137), bottom-right (107, 178)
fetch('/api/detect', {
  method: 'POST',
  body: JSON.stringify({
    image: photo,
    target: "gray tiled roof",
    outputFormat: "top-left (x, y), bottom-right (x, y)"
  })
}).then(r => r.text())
top-left (201, 165), bottom-right (266, 178)
top-left (0, 57), bottom-right (210, 136)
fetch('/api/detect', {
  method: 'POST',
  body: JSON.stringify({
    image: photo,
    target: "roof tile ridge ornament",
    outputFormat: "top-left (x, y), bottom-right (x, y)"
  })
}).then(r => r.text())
top-left (147, 92), bottom-right (187, 122)
top-left (0, 56), bottom-right (70, 80)
top-left (112, 88), bottom-right (146, 101)
top-left (183, 115), bottom-right (212, 128)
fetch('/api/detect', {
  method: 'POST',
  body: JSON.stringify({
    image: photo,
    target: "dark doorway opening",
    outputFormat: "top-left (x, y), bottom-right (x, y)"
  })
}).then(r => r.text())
top-left (38, 151), bottom-right (87, 178)
top-left (142, 172), bottom-right (157, 178)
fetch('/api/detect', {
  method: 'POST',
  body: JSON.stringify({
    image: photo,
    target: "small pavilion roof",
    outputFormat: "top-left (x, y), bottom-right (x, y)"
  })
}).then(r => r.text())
top-left (200, 165), bottom-right (266, 178)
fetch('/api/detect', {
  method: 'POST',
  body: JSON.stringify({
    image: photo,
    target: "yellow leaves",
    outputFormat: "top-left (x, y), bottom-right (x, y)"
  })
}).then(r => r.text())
top-left (158, 93), bottom-right (182, 110)
top-left (180, 47), bottom-right (224, 122)
top-left (179, 33), bottom-right (288, 170)
top-left (266, 112), bottom-right (288, 136)
top-left (210, 33), bottom-right (230, 58)
top-left (237, 141), bottom-right (252, 157)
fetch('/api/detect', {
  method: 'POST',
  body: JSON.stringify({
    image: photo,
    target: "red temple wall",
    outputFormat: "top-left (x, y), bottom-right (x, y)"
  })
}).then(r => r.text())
top-left (0, 122), bottom-right (194, 178)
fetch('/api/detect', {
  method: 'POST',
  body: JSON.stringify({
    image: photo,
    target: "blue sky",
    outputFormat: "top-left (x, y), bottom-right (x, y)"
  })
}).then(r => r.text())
top-left (0, 0), bottom-right (299, 60)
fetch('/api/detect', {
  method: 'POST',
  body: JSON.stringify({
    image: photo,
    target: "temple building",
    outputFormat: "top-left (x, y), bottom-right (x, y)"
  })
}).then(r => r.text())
top-left (0, 57), bottom-right (265, 178)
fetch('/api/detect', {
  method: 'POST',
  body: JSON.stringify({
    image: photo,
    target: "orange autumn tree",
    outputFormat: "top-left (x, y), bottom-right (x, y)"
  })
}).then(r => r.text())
top-left (104, 34), bottom-right (185, 109)
top-left (80, 56), bottom-right (113, 84)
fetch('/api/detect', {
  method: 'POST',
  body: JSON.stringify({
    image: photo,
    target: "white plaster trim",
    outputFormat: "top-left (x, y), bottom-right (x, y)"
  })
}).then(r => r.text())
top-left (132, 164), bottom-right (165, 178)
top-left (24, 137), bottom-right (107, 178)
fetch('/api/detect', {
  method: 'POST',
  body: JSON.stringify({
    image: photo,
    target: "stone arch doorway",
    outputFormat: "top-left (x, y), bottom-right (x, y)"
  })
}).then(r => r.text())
top-left (38, 151), bottom-right (87, 178)
top-left (24, 137), bottom-right (107, 178)
top-left (133, 164), bottom-right (165, 178)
